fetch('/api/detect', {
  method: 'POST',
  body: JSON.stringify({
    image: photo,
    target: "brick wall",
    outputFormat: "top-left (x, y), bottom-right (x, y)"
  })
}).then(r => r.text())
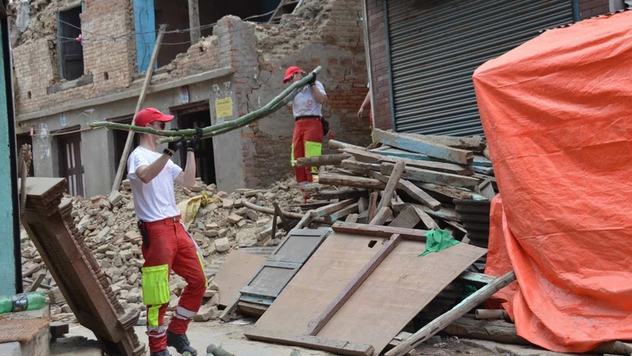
top-left (578, 0), bottom-right (611, 18)
top-left (242, 0), bottom-right (372, 188)
top-left (12, 39), bottom-right (56, 114)
top-left (366, 0), bottom-right (392, 130)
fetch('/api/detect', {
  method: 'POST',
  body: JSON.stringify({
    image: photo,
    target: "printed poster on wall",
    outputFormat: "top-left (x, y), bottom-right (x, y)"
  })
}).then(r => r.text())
top-left (215, 97), bottom-right (233, 119)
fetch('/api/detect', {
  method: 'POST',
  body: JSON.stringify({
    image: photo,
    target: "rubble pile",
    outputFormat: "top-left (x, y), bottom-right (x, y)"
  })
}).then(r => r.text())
top-left (20, 174), bottom-right (308, 323)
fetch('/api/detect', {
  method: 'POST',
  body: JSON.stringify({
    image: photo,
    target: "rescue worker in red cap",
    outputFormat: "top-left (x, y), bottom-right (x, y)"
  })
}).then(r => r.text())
top-left (283, 66), bottom-right (327, 185)
top-left (127, 107), bottom-right (205, 356)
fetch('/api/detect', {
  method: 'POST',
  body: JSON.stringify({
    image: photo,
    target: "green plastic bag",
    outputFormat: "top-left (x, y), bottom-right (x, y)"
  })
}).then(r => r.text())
top-left (419, 229), bottom-right (459, 256)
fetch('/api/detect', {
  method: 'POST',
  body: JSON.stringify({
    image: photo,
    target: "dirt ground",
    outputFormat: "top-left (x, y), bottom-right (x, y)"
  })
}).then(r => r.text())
top-left (48, 317), bottom-right (583, 356)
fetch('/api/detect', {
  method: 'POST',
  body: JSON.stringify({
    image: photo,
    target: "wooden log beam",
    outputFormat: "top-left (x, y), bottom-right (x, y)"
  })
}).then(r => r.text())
top-left (376, 160), bottom-right (405, 213)
top-left (367, 191), bottom-right (379, 222)
top-left (307, 234), bottom-right (403, 336)
top-left (341, 147), bottom-right (383, 163)
top-left (243, 201), bottom-right (327, 223)
top-left (373, 129), bottom-right (474, 164)
top-left (331, 222), bottom-right (427, 241)
top-left (313, 189), bottom-right (367, 201)
top-left (381, 163), bottom-right (479, 190)
top-left (384, 271), bottom-right (516, 356)
top-left (378, 156), bottom-right (473, 175)
top-left (399, 132), bottom-right (485, 151)
top-left (245, 328), bottom-right (375, 356)
top-left (318, 173), bottom-right (385, 190)
top-left (328, 140), bottom-right (365, 151)
top-left (188, 0), bottom-right (201, 44)
top-left (313, 198), bottom-right (358, 218)
top-left (340, 159), bottom-right (380, 173)
top-left (295, 154), bottom-right (351, 168)
top-left (399, 179), bottom-right (442, 211)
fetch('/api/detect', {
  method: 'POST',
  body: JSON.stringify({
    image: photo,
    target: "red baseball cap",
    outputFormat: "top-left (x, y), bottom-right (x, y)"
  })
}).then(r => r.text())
top-left (134, 108), bottom-right (174, 127)
top-left (283, 66), bottom-right (303, 83)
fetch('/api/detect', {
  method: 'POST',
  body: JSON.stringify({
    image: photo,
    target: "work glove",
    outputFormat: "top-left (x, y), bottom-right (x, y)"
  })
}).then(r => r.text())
top-left (308, 72), bottom-right (317, 86)
top-left (167, 128), bottom-right (186, 153)
top-left (186, 127), bottom-right (204, 152)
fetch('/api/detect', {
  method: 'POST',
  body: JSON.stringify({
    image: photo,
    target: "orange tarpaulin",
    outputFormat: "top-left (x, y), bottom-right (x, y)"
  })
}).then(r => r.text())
top-left (473, 11), bottom-right (632, 353)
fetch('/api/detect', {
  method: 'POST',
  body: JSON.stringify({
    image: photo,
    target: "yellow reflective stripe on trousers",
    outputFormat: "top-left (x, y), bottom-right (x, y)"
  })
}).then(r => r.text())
top-left (147, 305), bottom-right (162, 327)
top-left (290, 144), bottom-right (295, 167)
top-left (305, 141), bottom-right (322, 173)
top-left (196, 250), bottom-right (208, 288)
top-left (142, 264), bottom-right (170, 306)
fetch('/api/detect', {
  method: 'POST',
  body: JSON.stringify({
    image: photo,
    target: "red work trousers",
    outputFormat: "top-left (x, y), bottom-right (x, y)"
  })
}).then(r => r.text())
top-left (140, 216), bottom-right (206, 353)
top-left (292, 118), bottom-right (323, 183)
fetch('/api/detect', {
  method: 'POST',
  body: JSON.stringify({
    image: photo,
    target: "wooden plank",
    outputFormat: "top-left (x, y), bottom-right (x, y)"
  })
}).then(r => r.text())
top-left (376, 160), bottom-right (405, 213)
top-left (388, 206), bottom-right (420, 228)
top-left (341, 147), bottom-right (382, 163)
top-left (399, 132), bottom-right (485, 151)
top-left (188, 0), bottom-right (201, 43)
top-left (399, 179), bottom-right (442, 211)
top-left (313, 189), bottom-right (367, 201)
top-left (412, 203), bottom-right (460, 222)
top-left (411, 206), bottom-right (440, 230)
top-left (457, 271), bottom-right (496, 286)
top-left (313, 198), bottom-right (358, 217)
top-left (316, 238), bottom-right (487, 353)
top-left (416, 182), bottom-right (483, 202)
top-left (328, 139), bottom-right (365, 151)
top-left (295, 154), bottom-right (351, 167)
top-left (382, 163), bottom-right (479, 189)
top-left (318, 173), bottom-right (385, 190)
top-left (330, 203), bottom-right (359, 222)
top-left (213, 250), bottom-right (266, 307)
top-left (369, 207), bottom-right (393, 226)
top-left (378, 156), bottom-right (473, 175)
top-left (245, 328), bottom-right (375, 356)
top-left (345, 214), bottom-right (359, 223)
top-left (384, 271), bottom-right (516, 356)
top-left (340, 159), bottom-right (380, 174)
top-left (308, 234), bottom-right (403, 335)
top-left (373, 129), bottom-right (474, 164)
top-left (367, 191), bottom-right (378, 222)
top-left (332, 222), bottom-right (427, 241)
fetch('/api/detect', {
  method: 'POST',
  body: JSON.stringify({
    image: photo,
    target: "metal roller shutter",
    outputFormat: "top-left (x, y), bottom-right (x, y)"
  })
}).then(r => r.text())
top-left (386, 0), bottom-right (574, 135)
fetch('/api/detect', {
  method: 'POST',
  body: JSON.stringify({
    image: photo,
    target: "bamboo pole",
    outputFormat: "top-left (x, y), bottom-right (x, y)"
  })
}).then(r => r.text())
top-left (90, 67), bottom-right (323, 143)
top-left (110, 25), bottom-right (166, 194)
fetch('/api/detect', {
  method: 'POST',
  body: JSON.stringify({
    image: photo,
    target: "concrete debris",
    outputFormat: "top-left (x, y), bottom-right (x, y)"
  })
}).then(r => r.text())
top-left (20, 175), bottom-right (309, 323)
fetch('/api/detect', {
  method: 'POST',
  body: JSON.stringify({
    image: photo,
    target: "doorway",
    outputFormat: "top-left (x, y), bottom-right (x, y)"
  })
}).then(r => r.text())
top-left (172, 101), bottom-right (215, 185)
top-left (57, 130), bottom-right (84, 196)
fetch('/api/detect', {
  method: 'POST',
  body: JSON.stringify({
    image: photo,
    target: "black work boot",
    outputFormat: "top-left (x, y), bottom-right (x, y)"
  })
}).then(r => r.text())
top-left (150, 349), bottom-right (172, 356)
top-left (166, 330), bottom-right (197, 356)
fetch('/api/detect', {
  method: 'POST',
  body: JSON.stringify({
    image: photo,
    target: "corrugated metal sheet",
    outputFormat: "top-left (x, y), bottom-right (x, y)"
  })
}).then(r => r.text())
top-left (386, 0), bottom-right (574, 135)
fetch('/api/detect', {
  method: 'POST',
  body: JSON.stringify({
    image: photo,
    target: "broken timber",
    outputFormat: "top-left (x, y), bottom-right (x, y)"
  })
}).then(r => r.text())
top-left (381, 162), bottom-right (479, 190)
top-left (376, 160), bottom-right (405, 213)
top-left (369, 171), bottom-right (441, 211)
top-left (373, 128), bottom-right (474, 164)
top-left (243, 201), bottom-right (327, 223)
top-left (318, 173), bottom-right (385, 190)
top-left (295, 154), bottom-right (351, 168)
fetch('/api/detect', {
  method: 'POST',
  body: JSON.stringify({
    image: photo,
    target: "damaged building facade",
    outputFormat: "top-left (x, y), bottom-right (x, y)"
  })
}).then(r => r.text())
top-left (11, 0), bottom-right (371, 197)
top-left (363, 0), bottom-right (625, 136)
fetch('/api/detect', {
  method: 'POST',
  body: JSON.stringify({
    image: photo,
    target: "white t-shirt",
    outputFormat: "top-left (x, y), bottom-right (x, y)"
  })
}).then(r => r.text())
top-left (290, 81), bottom-right (326, 117)
top-left (127, 146), bottom-right (183, 222)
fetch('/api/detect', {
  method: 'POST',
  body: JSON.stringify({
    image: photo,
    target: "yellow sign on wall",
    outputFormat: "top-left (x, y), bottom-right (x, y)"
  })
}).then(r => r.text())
top-left (215, 97), bottom-right (233, 119)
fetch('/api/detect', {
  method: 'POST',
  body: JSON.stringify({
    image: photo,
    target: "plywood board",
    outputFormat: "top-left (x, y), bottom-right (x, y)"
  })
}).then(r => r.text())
top-left (214, 250), bottom-right (266, 307)
top-left (317, 240), bottom-right (485, 352)
top-left (240, 262), bottom-right (299, 298)
top-left (253, 230), bottom-right (486, 354)
top-left (254, 232), bottom-right (387, 333)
